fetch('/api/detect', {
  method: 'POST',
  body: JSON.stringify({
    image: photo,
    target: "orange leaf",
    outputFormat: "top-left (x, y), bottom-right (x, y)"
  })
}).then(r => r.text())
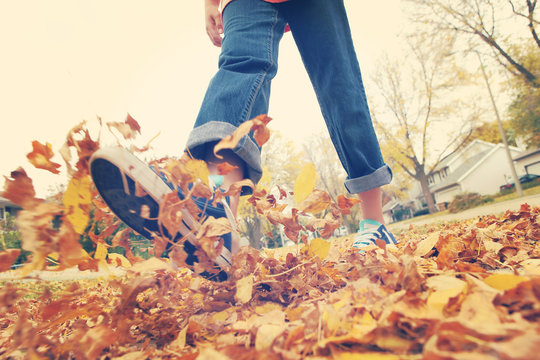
top-left (26, 140), bottom-right (62, 174)
top-left (336, 194), bottom-right (361, 215)
top-left (213, 115), bottom-right (272, 156)
top-left (0, 249), bottom-right (20, 271)
top-left (217, 162), bottom-right (239, 175)
top-left (252, 114), bottom-right (272, 147)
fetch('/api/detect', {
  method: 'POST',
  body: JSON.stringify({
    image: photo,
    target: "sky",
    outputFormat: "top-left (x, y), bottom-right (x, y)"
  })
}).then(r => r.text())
top-left (0, 0), bottom-right (405, 196)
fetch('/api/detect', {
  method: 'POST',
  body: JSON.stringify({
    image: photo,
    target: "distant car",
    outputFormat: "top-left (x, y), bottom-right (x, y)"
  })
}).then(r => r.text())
top-left (499, 174), bottom-right (540, 191)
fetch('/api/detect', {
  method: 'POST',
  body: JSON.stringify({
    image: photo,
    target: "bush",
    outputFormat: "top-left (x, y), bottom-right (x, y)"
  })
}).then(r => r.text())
top-left (499, 179), bottom-right (540, 195)
top-left (448, 192), bottom-right (494, 213)
top-left (393, 208), bottom-right (412, 222)
top-left (413, 208), bottom-right (430, 217)
top-left (0, 230), bottom-right (30, 266)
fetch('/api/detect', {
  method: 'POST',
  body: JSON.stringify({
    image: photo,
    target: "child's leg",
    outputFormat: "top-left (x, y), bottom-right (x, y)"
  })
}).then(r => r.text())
top-left (186, 0), bottom-right (287, 194)
top-left (279, 0), bottom-right (392, 215)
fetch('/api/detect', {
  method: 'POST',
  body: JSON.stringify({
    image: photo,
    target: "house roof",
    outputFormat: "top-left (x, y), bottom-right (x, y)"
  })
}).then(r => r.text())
top-left (0, 196), bottom-right (20, 208)
top-left (430, 150), bottom-right (490, 193)
top-left (514, 148), bottom-right (540, 161)
top-left (433, 139), bottom-right (493, 171)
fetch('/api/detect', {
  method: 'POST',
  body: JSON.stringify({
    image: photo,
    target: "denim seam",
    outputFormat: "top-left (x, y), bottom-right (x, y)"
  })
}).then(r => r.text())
top-left (241, 6), bottom-right (278, 122)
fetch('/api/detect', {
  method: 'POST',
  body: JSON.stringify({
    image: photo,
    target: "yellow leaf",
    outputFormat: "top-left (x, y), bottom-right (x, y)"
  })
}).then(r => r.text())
top-left (414, 233), bottom-right (439, 257)
top-left (235, 274), bottom-right (253, 304)
top-left (255, 324), bottom-right (284, 351)
top-left (197, 348), bottom-right (231, 360)
top-left (94, 242), bottom-right (108, 260)
top-left (129, 257), bottom-right (174, 274)
top-left (335, 353), bottom-right (401, 360)
top-left (212, 309), bottom-right (231, 322)
top-left (426, 275), bottom-right (467, 310)
top-left (285, 306), bottom-right (307, 322)
top-left (255, 302), bottom-right (282, 315)
top-left (306, 238), bottom-right (331, 260)
top-left (63, 175), bottom-right (92, 234)
top-left (108, 253), bottom-right (131, 267)
top-left (483, 273), bottom-right (529, 291)
top-left (167, 325), bottom-right (188, 351)
top-left (294, 162), bottom-right (316, 204)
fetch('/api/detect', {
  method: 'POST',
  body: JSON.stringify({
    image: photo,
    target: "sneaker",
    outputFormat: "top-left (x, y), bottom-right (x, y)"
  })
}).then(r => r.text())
top-left (89, 146), bottom-right (234, 281)
top-left (353, 219), bottom-right (396, 250)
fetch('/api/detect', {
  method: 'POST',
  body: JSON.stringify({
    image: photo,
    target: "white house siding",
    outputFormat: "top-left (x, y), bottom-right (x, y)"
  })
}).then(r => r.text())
top-left (434, 185), bottom-right (462, 204)
top-left (515, 151), bottom-right (540, 176)
top-left (461, 147), bottom-right (521, 195)
top-left (527, 162), bottom-right (540, 175)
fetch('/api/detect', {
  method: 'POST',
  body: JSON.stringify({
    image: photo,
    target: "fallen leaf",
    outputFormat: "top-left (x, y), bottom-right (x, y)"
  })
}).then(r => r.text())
top-left (483, 273), bottom-right (529, 291)
top-left (235, 274), bottom-right (254, 305)
top-left (255, 324), bottom-right (284, 351)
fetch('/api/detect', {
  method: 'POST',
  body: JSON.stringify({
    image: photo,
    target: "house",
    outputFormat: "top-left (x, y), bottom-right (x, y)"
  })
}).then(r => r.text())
top-left (0, 196), bottom-right (21, 223)
top-left (384, 140), bottom-right (525, 222)
top-left (382, 198), bottom-right (415, 224)
top-left (425, 140), bottom-right (523, 206)
top-left (514, 148), bottom-right (540, 176)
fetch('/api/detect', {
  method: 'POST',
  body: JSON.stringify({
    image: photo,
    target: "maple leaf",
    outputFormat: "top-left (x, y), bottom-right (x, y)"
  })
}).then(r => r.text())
top-left (26, 140), bottom-right (62, 174)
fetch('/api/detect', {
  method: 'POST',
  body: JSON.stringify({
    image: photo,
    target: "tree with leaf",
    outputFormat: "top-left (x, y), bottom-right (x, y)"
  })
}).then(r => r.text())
top-left (467, 120), bottom-right (517, 145)
top-left (405, 0), bottom-right (539, 87)
top-left (506, 43), bottom-right (540, 148)
top-left (371, 32), bottom-right (480, 213)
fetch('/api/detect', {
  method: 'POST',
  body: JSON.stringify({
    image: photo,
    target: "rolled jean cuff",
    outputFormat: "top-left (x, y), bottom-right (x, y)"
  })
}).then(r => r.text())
top-left (185, 121), bottom-right (263, 194)
top-left (344, 164), bottom-right (393, 194)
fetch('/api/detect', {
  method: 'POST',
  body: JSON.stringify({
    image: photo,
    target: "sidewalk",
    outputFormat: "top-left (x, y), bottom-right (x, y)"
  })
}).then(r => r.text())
top-left (389, 193), bottom-right (540, 230)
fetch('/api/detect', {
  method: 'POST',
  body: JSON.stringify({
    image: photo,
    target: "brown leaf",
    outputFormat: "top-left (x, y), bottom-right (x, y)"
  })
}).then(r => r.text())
top-left (298, 189), bottom-right (332, 214)
top-left (2, 167), bottom-right (40, 208)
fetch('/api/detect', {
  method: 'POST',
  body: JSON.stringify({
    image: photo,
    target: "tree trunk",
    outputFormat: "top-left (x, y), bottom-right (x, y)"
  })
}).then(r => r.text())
top-left (417, 169), bottom-right (438, 214)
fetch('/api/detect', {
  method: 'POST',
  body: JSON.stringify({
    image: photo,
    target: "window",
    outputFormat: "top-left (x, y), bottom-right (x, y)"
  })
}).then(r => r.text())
top-left (0, 208), bottom-right (4, 220)
top-left (442, 167), bottom-right (449, 178)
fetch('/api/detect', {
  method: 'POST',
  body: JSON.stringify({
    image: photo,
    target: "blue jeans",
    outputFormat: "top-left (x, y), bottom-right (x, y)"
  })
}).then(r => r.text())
top-left (186, 0), bottom-right (392, 194)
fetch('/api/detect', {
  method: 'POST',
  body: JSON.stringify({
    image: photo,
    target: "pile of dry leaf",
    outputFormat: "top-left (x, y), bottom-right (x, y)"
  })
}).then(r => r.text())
top-left (0, 116), bottom-right (539, 359)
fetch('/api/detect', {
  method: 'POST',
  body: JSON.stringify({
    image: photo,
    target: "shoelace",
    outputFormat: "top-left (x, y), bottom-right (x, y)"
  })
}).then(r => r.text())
top-left (353, 228), bottom-right (384, 248)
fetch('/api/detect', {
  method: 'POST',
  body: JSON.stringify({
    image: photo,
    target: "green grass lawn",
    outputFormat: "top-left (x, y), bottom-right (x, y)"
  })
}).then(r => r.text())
top-left (390, 184), bottom-right (540, 228)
